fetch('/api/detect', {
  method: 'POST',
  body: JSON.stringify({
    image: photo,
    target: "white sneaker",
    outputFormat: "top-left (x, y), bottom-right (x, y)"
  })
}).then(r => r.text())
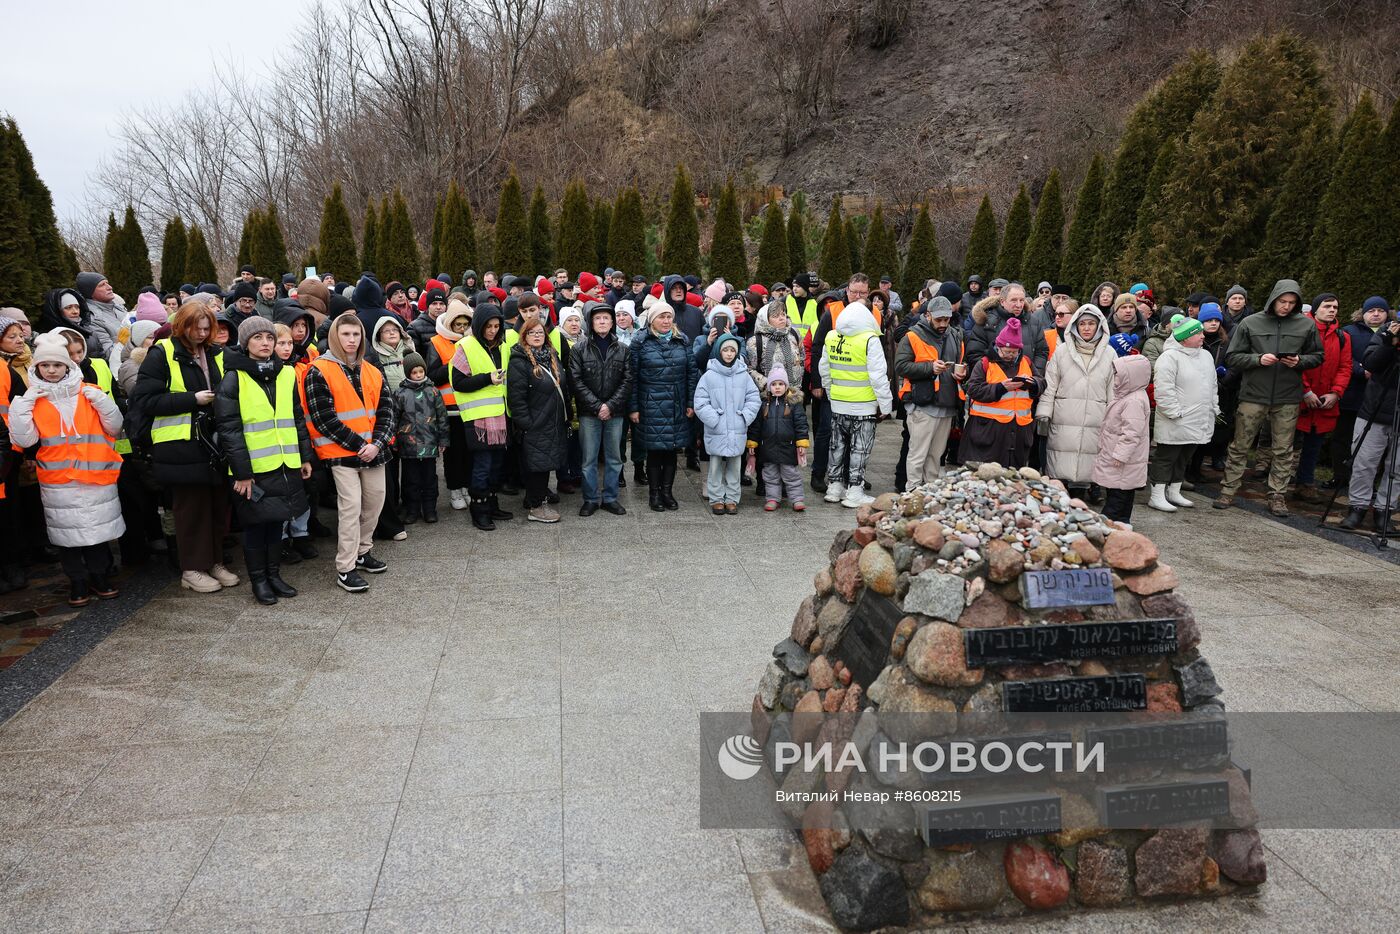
top-left (450, 489), bottom-right (467, 510)
top-left (392, 530), bottom-right (409, 541)
top-left (823, 482), bottom-right (846, 504)
top-left (842, 487), bottom-right (876, 509)
top-left (209, 564), bottom-right (241, 586)
top-left (1166, 483), bottom-right (1194, 507)
top-left (181, 570), bottom-right (222, 593)
top-left (1147, 484), bottom-right (1177, 512)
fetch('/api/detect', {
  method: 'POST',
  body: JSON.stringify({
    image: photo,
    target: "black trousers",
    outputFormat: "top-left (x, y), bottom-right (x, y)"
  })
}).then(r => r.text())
top-left (60, 543), bottom-right (114, 583)
top-left (524, 470), bottom-right (551, 507)
top-left (242, 521), bottom-right (282, 551)
top-left (401, 458), bottom-right (439, 512)
top-left (1102, 487), bottom-right (1136, 524)
top-left (374, 453), bottom-right (404, 537)
top-left (117, 458), bottom-right (161, 564)
top-left (443, 419), bottom-right (471, 490)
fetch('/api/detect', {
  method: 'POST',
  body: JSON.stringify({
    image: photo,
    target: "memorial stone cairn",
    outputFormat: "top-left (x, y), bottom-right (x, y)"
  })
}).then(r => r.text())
top-left (751, 463), bottom-right (1266, 930)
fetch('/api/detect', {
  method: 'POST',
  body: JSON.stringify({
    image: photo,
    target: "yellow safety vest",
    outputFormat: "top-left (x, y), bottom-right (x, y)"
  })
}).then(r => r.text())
top-left (236, 368), bottom-right (301, 473)
top-left (88, 358), bottom-right (132, 454)
top-left (824, 329), bottom-right (879, 404)
top-left (786, 295), bottom-right (819, 343)
top-left (150, 339), bottom-right (223, 444)
top-left (455, 335), bottom-right (508, 421)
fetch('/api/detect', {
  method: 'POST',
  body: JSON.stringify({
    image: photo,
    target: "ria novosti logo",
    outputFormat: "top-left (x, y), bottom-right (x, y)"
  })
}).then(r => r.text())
top-left (717, 734), bottom-right (765, 780)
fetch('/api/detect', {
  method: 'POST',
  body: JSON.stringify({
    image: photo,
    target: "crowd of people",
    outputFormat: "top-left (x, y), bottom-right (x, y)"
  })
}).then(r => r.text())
top-left (1, 258), bottom-right (1397, 606)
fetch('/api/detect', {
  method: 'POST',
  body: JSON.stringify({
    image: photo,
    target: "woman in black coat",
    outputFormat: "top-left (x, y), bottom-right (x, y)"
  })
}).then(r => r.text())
top-left (507, 317), bottom-right (571, 524)
top-left (130, 301), bottom-right (236, 593)
top-left (215, 317), bottom-right (313, 605)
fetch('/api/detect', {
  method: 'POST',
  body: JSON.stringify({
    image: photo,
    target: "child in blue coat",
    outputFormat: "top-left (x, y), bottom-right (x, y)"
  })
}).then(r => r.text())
top-left (694, 334), bottom-right (760, 513)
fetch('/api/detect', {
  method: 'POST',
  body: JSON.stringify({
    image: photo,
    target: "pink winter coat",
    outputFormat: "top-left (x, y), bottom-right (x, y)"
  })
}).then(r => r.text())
top-left (1091, 355), bottom-right (1152, 490)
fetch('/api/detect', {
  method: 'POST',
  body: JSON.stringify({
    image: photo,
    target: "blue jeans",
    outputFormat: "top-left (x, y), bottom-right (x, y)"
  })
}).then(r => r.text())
top-left (1294, 428), bottom-right (1327, 486)
top-left (471, 447), bottom-right (504, 493)
top-left (579, 416), bottom-right (624, 504)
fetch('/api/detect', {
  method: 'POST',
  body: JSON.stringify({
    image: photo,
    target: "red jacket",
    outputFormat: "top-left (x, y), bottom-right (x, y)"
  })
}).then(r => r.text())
top-left (1297, 315), bottom-right (1352, 433)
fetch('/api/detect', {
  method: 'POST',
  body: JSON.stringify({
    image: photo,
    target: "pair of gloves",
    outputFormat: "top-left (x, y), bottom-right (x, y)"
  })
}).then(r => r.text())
top-left (1108, 333), bottom-right (1140, 357)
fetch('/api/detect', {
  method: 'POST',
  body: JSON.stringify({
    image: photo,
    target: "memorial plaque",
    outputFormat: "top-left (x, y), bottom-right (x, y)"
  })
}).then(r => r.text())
top-left (1097, 779), bottom-right (1230, 828)
top-left (1086, 719), bottom-right (1229, 767)
top-left (1020, 567), bottom-right (1115, 609)
top-left (835, 591), bottom-right (904, 690)
top-left (919, 793), bottom-right (1062, 846)
top-left (964, 619), bottom-right (1178, 667)
top-left (1002, 674), bottom-right (1147, 712)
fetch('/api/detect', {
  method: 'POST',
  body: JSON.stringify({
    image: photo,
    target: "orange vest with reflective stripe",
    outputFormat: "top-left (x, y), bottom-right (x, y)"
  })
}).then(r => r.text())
top-left (0, 365), bottom-right (12, 499)
top-left (305, 357), bottom-right (383, 460)
top-left (899, 332), bottom-right (966, 402)
top-left (1043, 329), bottom-right (1059, 360)
top-left (829, 299), bottom-right (883, 330)
top-left (32, 392), bottom-right (122, 486)
top-left (969, 357), bottom-right (1034, 425)
top-left (430, 334), bottom-right (459, 415)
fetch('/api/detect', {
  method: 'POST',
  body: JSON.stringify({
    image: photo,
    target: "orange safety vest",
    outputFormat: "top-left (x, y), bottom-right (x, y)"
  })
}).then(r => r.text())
top-left (829, 299), bottom-right (883, 330)
top-left (293, 345), bottom-right (320, 382)
top-left (899, 332), bottom-right (966, 402)
top-left (1043, 329), bottom-right (1059, 360)
top-left (969, 357), bottom-right (1034, 426)
top-left (32, 392), bottom-right (122, 486)
top-left (430, 334), bottom-right (459, 416)
top-left (304, 357), bottom-right (383, 460)
top-left (0, 364), bottom-right (12, 499)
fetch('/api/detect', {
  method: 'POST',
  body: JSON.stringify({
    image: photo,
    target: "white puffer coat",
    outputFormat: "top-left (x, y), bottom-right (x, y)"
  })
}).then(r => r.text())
top-left (1152, 335), bottom-right (1220, 445)
top-left (7, 361), bottom-right (126, 548)
top-left (1037, 305), bottom-right (1115, 483)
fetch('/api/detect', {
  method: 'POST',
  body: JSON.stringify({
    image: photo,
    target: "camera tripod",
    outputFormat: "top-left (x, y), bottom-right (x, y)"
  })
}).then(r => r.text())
top-left (1318, 350), bottom-right (1400, 550)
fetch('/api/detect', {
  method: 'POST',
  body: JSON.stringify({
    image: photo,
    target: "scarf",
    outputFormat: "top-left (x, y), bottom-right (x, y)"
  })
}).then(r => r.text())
top-left (373, 326), bottom-right (408, 392)
top-left (26, 363), bottom-right (83, 435)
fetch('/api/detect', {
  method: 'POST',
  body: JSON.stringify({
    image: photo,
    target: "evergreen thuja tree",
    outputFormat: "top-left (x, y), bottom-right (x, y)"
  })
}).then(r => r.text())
top-left (786, 192), bottom-right (808, 278)
top-left (253, 204), bottom-right (289, 278)
top-left (661, 164), bottom-right (700, 276)
top-left (236, 208), bottom-right (257, 271)
top-left (1145, 32), bottom-right (1330, 300)
top-left (317, 182), bottom-right (358, 282)
top-left (428, 194), bottom-right (443, 275)
top-left (900, 203), bottom-right (940, 299)
top-left (608, 186), bottom-right (648, 279)
top-left (439, 181), bottom-right (477, 277)
top-left (102, 212), bottom-right (120, 280)
top-left (112, 205), bottom-right (152, 300)
top-left (159, 216), bottom-right (188, 293)
top-left (1120, 142), bottom-right (1179, 285)
top-left (184, 224), bottom-right (218, 284)
top-left (593, 199), bottom-right (612, 274)
top-left (381, 188), bottom-right (421, 286)
top-left (1306, 95), bottom-right (1385, 308)
top-left (860, 202), bottom-right (899, 288)
top-left (818, 196), bottom-right (850, 285)
top-left (995, 185), bottom-right (1032, 282)
top-left (1020, 169), bottom-right (1065, 287)
top-left (1245, 119), bottom-right (1335, 292)
top-left (1060, 153), bottom-right (1104, 297)
top-left (5, 118), bottom-right (64, 298)
top-left (360, 203), bottom-right (379, 276)
top-left (493, 168), bottom-right (530, 275)
top-left (1091, 50), bottom-right (1220, 289)
top-left (556, 180), bottom-right (594, 277)
top-left (708, 178), bottom-right (748, 286)
top-left (528, 184), bottom-right (553, 275)
top-left (374, 196), bottom-right (392, 278)
top-left (963, 194), bottom-right (998, 282)
top-left (754, 200), bottom-right (788, 286)
top-left (0, 126), bottom-right (37, 310)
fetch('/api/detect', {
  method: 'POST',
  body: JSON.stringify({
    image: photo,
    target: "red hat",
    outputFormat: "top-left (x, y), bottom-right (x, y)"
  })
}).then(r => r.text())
top-left (488, 286), bottom-right (507, 302)
top-left (685, 292), bottom-right (703, 308)
top-left (534, 276), bottom-right (554, 296)
top-left (650, 282), bottom-right (664, 298)
top-left (418, 278), bottom-right (447, 312)
top-left (748, 284), bottom-right (768, 297)
top-left (577, 271), bottom-right (600, 294)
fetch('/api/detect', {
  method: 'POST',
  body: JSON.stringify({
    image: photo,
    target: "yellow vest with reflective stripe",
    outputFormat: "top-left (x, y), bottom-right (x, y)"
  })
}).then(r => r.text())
top-left (824, 329), bottom-right (879, 403)
top-left (151, 339), bottom-right (224, 444)
top-left (455, 335), bottom-right (507, 421)
top-left (236, 368), bottom-right (301, 473)
top-left (88, 358), bottom-right (132, 454)
top-left (785, 295), bottom-right (819, 342)
top-left (548, 327), bottom-right (563, 357)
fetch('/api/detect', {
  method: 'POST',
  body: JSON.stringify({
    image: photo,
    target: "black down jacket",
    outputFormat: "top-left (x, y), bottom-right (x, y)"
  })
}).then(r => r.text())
top-left (570, 330), bottom-right (632, 418)
top-left (130, 338), bottom-right (226, 486)
top-left (628, 329), bottom-right (697, 452)
top-left (506, 341), bottom-right (572, 473)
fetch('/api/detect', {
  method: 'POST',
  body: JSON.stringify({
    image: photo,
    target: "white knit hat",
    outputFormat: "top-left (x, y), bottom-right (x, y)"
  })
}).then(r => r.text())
top-left (31, 332), bottom-right (74, 368)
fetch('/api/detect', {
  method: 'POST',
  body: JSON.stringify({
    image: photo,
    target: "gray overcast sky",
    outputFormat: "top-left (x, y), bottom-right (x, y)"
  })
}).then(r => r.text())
top-left (1, 0), bottom-right (314, 222)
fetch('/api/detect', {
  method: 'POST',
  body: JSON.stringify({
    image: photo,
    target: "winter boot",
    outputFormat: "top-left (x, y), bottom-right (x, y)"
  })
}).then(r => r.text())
top-left (1165, 483), bottom-right (1194, 508)
top-left (648, 469), bottom-right (665, 512)
top-left (488, 493), bottom-right (514, 521)
top-left (634, 462), bottom-right (648, 484)
top-left (246, 548), bottom-right (278, 605)
top-left (660, 460), bottom-right (680, 510)
top-left (470, 492), bottom-right (496, 531)
top-left (67, 577), bottom-right (91, 607)
top-left (266, 556), bottom-right (298, 599)
top-left (1339, 506), bottom-right (1367, 530)
top-left (1374, 509), bottom-right (1397, 535)
top-left (1148, 484), bottom-right (1177, 512)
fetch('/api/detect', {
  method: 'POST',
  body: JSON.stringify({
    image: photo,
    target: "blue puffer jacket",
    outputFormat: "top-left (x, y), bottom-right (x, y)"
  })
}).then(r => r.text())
top-left (629, 328), bottom-right (697, 451)
top-left (693, 337), bottom-right (761, 458)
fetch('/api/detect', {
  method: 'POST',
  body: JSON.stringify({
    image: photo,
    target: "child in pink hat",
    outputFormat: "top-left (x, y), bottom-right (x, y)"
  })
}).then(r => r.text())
top-left (961, 317), bottom-right (1044, 468)
top-left (747, 361), bottom-right (810, 511)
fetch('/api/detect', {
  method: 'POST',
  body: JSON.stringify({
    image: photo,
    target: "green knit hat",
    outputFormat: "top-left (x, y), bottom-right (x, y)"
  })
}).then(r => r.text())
top-left (1172, 317), bottom-right (1204, 342)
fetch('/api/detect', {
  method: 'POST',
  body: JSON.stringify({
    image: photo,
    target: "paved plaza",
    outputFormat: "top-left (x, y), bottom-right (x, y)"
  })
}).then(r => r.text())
top-left (1, 425), bottom-right (1398, 932)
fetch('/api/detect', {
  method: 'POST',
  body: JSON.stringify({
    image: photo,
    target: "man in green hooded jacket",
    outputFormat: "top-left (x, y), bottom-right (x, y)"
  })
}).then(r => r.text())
top-left (1213, 279), bottom-right (1323, 516)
